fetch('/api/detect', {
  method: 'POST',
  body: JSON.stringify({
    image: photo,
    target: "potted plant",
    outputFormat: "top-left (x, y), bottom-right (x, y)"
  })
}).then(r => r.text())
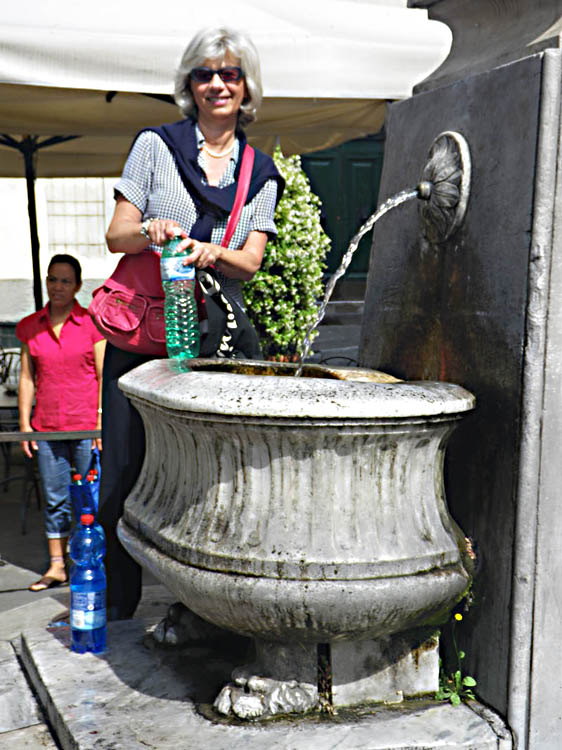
top-left (243, 147), bottom-right (331, 361)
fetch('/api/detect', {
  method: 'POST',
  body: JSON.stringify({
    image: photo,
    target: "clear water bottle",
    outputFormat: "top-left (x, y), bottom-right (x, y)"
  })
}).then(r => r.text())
top-left (69, 513), bottom-right (106, 654)
top-left (160, 228), bottom-right (200, 360)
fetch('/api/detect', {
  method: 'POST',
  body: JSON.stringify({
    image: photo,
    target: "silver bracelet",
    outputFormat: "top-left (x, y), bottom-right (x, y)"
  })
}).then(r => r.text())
top-left (140, 217), bottom-right (159, 239)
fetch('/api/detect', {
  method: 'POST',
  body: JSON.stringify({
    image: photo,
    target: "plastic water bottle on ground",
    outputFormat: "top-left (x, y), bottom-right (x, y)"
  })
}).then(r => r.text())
top-left (69, 513), bottom-right (106, 653)
top-left (160, 228), bottom-right (200, 360)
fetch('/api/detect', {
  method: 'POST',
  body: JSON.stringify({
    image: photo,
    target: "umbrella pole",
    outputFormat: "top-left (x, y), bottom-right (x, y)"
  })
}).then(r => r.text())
top-left (21, 136), bottom-right (43, 311)
top-left (1, 134), bottom-right (81, 313)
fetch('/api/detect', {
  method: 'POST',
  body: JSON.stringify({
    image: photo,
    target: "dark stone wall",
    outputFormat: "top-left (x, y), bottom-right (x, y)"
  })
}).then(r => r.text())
top-left (359, 53), bottom-right (543, 715)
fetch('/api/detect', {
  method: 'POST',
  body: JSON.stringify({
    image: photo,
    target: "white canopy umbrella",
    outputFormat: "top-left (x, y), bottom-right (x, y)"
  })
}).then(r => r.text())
top-left (0, 0), bottom-right (450, 306)
top-left (0, 0), bottom-right (451, 174)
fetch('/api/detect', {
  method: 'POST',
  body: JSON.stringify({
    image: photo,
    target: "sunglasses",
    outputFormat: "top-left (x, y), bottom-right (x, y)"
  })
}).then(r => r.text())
top-left (190, 66), bottom-right (244, 83)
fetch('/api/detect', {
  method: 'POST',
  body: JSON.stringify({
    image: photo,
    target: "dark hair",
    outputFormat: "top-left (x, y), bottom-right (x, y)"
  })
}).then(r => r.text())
top-left (47, 254), bottom-right (82, 285)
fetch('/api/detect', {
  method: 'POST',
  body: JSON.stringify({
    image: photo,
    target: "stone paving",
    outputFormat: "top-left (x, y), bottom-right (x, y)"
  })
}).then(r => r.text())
top-left (17, 611), bottom-right (510, 750)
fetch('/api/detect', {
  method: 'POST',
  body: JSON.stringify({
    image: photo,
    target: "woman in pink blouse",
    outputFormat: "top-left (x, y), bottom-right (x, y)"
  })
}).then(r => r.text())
top-left (16, 255), bottom-right (106, 591)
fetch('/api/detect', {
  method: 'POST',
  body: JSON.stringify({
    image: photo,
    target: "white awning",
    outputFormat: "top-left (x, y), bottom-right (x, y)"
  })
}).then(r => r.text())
top-left (0, 0), bottom-right (451, 175)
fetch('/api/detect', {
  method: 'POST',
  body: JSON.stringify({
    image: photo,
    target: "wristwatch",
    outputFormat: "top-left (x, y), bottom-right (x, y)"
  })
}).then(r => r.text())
top-left (140, 218), bottom-right (156, 239)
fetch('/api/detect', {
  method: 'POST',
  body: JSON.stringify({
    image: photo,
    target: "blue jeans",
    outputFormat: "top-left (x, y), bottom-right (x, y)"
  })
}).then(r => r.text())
top-left (36, 439), bottom-right (93, 539)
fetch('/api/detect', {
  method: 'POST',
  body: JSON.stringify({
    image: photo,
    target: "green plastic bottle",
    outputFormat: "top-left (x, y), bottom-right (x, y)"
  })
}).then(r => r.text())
top-left (160, 229), bottom-right (200, 360)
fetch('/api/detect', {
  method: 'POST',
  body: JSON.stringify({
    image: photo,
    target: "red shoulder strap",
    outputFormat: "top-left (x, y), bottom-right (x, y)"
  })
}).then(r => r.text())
top-left (221, 145), bottom-right (255, 248)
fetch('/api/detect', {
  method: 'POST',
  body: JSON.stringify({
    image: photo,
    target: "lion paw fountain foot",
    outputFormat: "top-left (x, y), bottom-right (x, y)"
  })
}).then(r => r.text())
top-left (213, 640), bottom-right (319, 719)
top-left (152, 602), bottom-right (230, 646)
top-left (214, 671), bottom-right (318, 720)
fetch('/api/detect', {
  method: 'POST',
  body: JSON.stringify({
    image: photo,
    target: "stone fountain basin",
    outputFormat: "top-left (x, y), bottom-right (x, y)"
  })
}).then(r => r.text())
top-left (117, 358), bottom-right (475, 643)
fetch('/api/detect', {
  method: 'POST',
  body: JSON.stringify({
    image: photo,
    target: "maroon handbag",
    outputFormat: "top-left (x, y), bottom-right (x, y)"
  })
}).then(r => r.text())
top-left (89, 250), bottom-right (166, 354)
top-left (89, 145), bottom-right (255, 355)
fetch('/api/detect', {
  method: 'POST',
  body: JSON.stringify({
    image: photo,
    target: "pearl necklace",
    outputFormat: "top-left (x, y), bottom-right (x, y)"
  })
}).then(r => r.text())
top-left (203, 142), bottom-right (235, 159)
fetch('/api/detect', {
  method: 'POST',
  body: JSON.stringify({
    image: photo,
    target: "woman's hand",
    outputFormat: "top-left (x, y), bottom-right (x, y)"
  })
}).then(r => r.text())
top-left (180, 231), bottom-right (268, 280)
top-left (93, 339), bottom-right (105, 453)
top-left (181, 239), bottom-right (223, 269)
top-left (180, 231), bottom-right (267, 279)
top-left (18, 343), bottom-right (37, 459)
top-left (92, 408), bottom-right (103, 452)
top-left (20, 433), bottom-right (38, 459)
top-left (145, 220), bottom-right (187, 247)
top-left (106, 197), bottom-right (186, 254)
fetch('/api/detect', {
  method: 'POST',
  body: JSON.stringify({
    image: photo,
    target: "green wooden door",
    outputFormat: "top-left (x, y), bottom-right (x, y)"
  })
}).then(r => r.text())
top-left (301, 134), bottom-right (385, 277)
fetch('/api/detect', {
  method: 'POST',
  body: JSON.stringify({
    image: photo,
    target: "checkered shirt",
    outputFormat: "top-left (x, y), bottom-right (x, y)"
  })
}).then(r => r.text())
top-left (114, 124), bottom-right (279, 306)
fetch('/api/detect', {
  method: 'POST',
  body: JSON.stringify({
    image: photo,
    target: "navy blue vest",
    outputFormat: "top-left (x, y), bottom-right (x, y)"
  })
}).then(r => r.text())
top-left (136, 118), bottom-right (284, 242)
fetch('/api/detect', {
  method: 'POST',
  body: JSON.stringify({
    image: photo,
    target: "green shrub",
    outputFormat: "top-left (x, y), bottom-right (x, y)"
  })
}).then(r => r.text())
top-left (243, 147), bottom-right (331, 360)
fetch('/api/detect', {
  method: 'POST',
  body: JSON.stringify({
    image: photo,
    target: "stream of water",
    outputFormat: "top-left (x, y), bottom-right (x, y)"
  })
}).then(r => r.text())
top-left (295, 188), bottom-right (419, 375)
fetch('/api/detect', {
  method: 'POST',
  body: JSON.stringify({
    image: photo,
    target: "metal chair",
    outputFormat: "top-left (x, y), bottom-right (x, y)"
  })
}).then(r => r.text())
top-left (1, 347), bottom-right (21, 394)
top-left (0, 347), bottom-right (42, 533)
top-left (0, 349), bottom-right (19, 484)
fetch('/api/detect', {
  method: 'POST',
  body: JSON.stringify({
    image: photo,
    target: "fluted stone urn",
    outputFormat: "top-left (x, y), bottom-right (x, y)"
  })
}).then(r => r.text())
top-left (117, 358), bottom-right (474, 716)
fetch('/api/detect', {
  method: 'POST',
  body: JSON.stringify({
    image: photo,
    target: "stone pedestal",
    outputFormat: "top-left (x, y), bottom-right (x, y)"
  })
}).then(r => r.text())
top-left (330, 631), bottom-right (439, 706)
top-left (117, 360), bottom-right (473, 714)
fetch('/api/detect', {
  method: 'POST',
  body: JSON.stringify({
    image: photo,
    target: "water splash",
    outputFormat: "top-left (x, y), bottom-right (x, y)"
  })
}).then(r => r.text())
top-left (295, 188), bottom-right (419, 376)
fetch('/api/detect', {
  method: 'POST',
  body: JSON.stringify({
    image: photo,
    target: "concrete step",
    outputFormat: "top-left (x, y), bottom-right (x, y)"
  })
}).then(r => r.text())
top-left (321, 300), bottom-right (364, 326)
top-left (313, 324), bottom-right (361, 351)
top-left (307, 323), bottom-right (361, 366)
top-left (326, 278), bottom-right (367, 302)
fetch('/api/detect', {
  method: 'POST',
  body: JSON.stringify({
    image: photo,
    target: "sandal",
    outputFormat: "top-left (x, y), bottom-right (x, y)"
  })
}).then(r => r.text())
top-left (29, 574), bottom-right (68, 592)
top-left (29, 554), bottom-right (68, 592)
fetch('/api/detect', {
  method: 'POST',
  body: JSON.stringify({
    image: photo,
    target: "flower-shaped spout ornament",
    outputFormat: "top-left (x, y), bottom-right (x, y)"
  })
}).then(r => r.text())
top-left (418, 131), bottom-right (471, 244)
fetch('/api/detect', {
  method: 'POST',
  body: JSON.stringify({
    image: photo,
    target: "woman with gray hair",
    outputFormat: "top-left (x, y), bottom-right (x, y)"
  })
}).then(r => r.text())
top-left (99, 27), bottom-right (284, 621)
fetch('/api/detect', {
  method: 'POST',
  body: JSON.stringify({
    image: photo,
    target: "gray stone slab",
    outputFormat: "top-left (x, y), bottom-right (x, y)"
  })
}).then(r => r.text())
top-left (0, 641), bottom-right (41, 733)
top-left (0, 563), bottom-right (69, 615)
top-left (331, 632), bottom-right (439, 706)
top-left (20, 620), bottom-right (510, 750)
top-left (134, 583), bottom-right (176, 622)
top-left (0, 563), bottom-right (36, 590)
top-left (0, 724), bottom-right (58, 749)
top-left (0, 597), bottom-right (68, 644)
top-left (0, 563), bottom-right (46, 602)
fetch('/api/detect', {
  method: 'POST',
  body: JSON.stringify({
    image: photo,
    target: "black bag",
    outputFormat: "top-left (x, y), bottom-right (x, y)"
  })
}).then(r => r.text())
top-left (197, 267), bottom-right (262, 360)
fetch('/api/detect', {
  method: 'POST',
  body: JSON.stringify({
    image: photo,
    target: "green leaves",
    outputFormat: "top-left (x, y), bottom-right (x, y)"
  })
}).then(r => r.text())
top-left (243, 147), bottom-right (331, 359)
top-left (435, 670), bottom-right (477, 705)
top-left (434, 624), bottom-right (477, 706)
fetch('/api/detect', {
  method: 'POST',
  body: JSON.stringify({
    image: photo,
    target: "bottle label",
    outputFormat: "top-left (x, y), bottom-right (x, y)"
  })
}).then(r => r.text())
top-left (71, 591), bottom-right (106, 630)
top-left (161, 256), bottom-right (195, 282)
